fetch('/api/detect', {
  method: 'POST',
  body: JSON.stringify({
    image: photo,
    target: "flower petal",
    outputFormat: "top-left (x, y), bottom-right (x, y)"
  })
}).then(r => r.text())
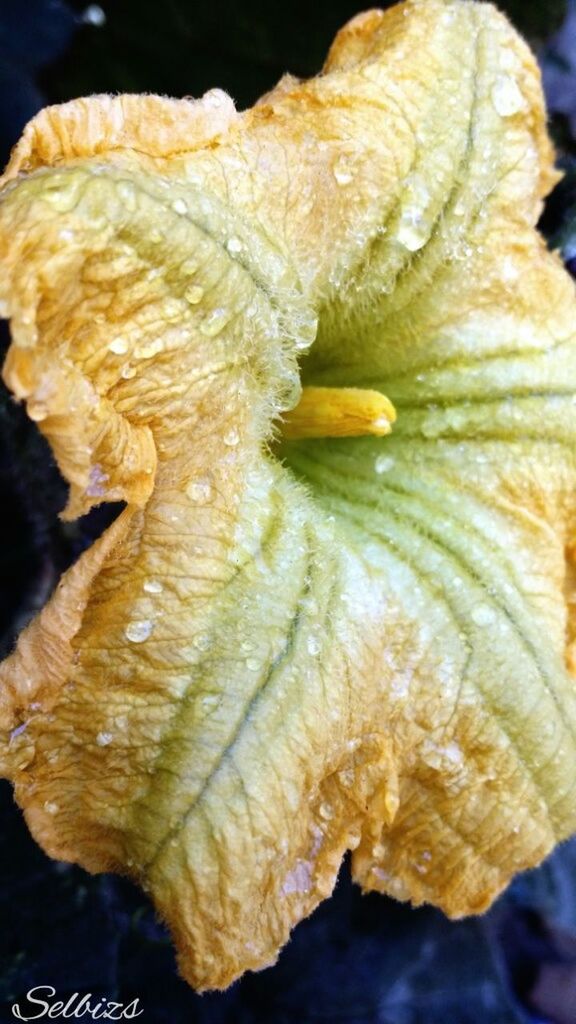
top-left (0, 0), bottom-right (576, 994)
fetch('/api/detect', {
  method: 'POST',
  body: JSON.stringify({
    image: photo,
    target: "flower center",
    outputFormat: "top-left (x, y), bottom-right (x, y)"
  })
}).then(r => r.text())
top-left (280, 386), bottom-right (396, 440)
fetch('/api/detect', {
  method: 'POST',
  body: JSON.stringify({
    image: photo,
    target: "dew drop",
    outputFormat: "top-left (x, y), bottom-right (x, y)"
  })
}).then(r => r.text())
top-left (223, 427), bottom-right (240, 447)
top-left (181, 260), bottom-right (198, 277)
top-left (121, 365), bottom-right (136, 379)
top-left (185, 284), bottom-right (204, 304)
top-left (471, 604), bottom-right (497, 627)
top-left (226, 236), bottom-right (243, 255)
top-left (307, 636), bottom-right (321, 656)
top-left (96, 731), bottom-right (114, 747)
top-left (143, 579), bottom-right (163, 594)
top-left (332, 156), bottom-right (354, 186)
top-left (42, 188), bottom-right (76, 212)
top-left (186, 477), bottom-right (213, 504)
top-left (27, 401), bottom-right (49, 422)
top-left (44, 801), bottom-right (59, 815)
top-left (117, 182), bottom-right (137, 212)
top-left (193, 633), bottom-right (211, 651)
top-left (338, 768), bottom-right (354, 788)
top-left (319, 802), bottom-right (333, 820)
top-left (491, 75), bottom-right (525, 117)
top-left (295, 335), bottom-right (311, 351)
top-left (397, 215), bottom-right (429, 252)
top-left (108, 336), bottom-right (129, 355)
top-left (86, 464), bottom-right (108, 498)
top-left (164, 298), bottom-right (184, 320)
top-left (125, 619), bottom-right (154, 643)
top-left (135, 338), bottom-right (164, 359)
top-left (9, 722), bottom-right (27, 742)
top-left (172, 198), bottom-right (188, 215)
top-left (200, 307), bottom-right (230, 337)
top-left (501, 257), bottom-right (519, 283)
top-left (374, 455), bottom-right (395, 474)
top-left (202, 88), bottom-right (229, 109)
top-left (246, 657), bottom-right (260, 671)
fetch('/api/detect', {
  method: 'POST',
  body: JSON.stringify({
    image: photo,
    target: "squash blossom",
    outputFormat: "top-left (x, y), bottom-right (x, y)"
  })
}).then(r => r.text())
top-left (1, 0), bottom-right (576, 992)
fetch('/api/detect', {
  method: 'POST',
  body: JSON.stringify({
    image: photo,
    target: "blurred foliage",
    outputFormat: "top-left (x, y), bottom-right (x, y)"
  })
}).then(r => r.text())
top-left (42, 0), bottom-right (567, 113)
top-left (500, 0), bottom-right (566, 40)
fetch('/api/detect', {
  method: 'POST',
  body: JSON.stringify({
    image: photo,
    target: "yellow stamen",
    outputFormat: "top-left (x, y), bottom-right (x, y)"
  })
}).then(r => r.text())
top-left (280, 386), bottom-right (396, 440)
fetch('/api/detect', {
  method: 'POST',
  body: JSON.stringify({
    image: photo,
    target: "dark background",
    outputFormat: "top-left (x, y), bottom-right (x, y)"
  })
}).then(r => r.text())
top-left (2, 1), bottom-right (576, 1022)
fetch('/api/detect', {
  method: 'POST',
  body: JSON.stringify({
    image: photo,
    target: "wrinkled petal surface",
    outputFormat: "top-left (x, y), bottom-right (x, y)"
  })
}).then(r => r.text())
top-left (1, 0), bottom-right (576, 992)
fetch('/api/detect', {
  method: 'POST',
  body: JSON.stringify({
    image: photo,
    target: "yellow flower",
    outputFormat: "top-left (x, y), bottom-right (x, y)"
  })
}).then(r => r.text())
top-left (1, 0), bottom-right (576, 992)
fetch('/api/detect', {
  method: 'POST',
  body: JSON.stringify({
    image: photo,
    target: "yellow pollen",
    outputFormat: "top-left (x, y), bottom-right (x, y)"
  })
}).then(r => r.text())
top-left (280, 386), bottom-right (396, 440)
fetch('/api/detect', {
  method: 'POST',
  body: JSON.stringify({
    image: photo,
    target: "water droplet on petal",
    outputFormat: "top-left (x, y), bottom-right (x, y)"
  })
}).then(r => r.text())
top-left (125, 619), bottom-right (154, 643)
top-left (307, 636), bottom-right (321, 656)
top-left (397, 215), bottom-right (429, 252)
top-left (338, 768), bottom-right (354, 788)
top-left (44, 801), bottom-right (59, 815)
top-left (108, 336), bottom-right (129, 355)
top-left (186, 477), bottom-right (213, 504)
top-left (332, 156), bottom-right (354, 186)
top-left (295, 335), bottom-right (311, 351)
top-left (375, 455), bottom-right (395, 474)
top-left (223, 427), bottom-right (240, 447)
top-left (202, 88), bottom-right (229, 109)
top-left (181, 259), bottom-right (198, 275)
top-left (194, 633), bottom-right (211, 651)
top-left (226, 236), bottom-right (243, 255)
top-left (172, 198), bottom-right (188, 216)
top-left (9, 722), bottom-right (27, 742)
top-left (143, 579), bottom-right (163, 594)
top-left (471, 604), bottom-right (497, 627)
top-left (491, 75), bottom-right (525, 117)
top-left (501, 256), bottom-right (520, 283)
top-left (42, 188), bottom-right (77, 212)
top-left (117, 182), bottom-right (137, 212)
top-left (27, 401), bottom-right (49, 422)
top-left (185, 284), bottom-right (204, 304)
top-left (86, 464), bottom-right (108, 498)
top-left (246, 657), bottom-right (260, 671)
top-left (200, 307), bottom-right (230, 337)
top-left (96, 731), bottom-right (114, 746)
top-left (135, 338), bottom-right (164, 359)
top-left (121, 365), bottom-right (136, 379)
